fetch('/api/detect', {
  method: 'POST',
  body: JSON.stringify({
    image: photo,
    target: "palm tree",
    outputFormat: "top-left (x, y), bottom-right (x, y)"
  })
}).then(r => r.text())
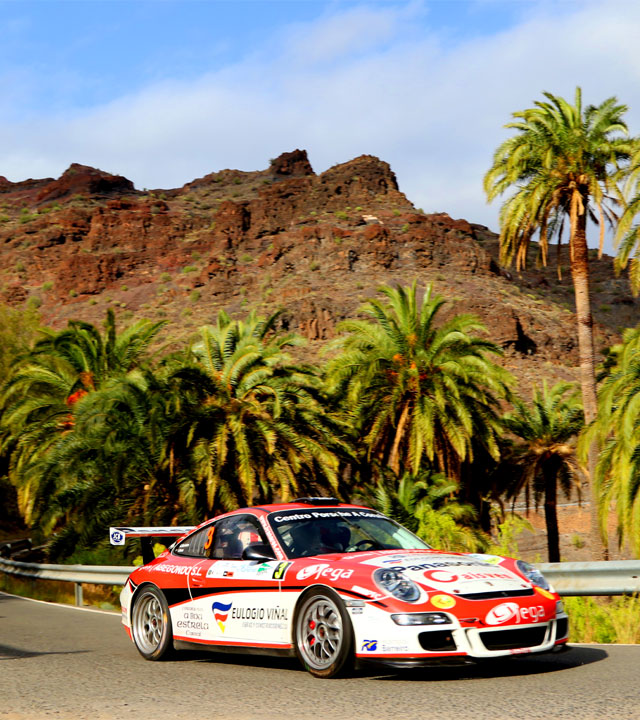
top-left (581, 327), bottom-right (640, 556)
top-left (484, 88), bottom-right (632, 557)
top-left (326, 281), bottom-right (512, 482)
top-left (30, 308), bottom-right (165, 394)
top-left (354, 467), bottom-right (487, 552)
top-left (0, 310), bottom-right (166, 527)
top-left (33, 369), bottom-right (194, 559)
top-left (170, 310), bottom-right (350, 511)
top-left (501, 382), bottom-right (584, 562)
top-left (615, 141), bottom-right (640, 292)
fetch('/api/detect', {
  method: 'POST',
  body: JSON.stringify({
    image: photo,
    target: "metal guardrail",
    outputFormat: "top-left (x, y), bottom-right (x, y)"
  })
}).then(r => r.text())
top-left (0, 556), bottom-right (134, 606)
top-left (1, 556), bottom-right (639, 606)
top-left (538, 560), bottom-right (640, 596)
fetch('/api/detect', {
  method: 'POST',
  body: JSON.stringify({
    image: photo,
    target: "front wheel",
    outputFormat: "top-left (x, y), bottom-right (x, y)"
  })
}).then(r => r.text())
top-left (294, 588), bottom-right (354, 678)
top-left (131, 585), bottom-right (173, 660)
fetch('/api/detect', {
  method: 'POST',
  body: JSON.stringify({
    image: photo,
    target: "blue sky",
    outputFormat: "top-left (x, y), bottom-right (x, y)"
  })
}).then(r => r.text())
top-left (1, 0), bottom-right (638, 249)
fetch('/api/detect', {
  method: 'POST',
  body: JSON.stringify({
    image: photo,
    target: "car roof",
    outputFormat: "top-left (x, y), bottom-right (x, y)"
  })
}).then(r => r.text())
top-left (194, 501), bottom-right (375, 529)
top-left (251, 501), bottom-right (372, 514)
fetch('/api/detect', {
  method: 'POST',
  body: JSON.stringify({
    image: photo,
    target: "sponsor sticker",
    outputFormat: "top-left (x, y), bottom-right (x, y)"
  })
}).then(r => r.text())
top-left (430, 594), bottom-right (456, 609)
top-left (485, 602), bottom-right (546, 626)
top-left (212, 601), bottom-right (232, 632)
top-left (381, 643), bottom-right (409, 653)
top-left (423, 569), bottom-right (459, 584)
top-left (296, 563), bottom-right (354, 582)
top-left (205, 561), bottom-right (288, 581)
top-left (351, 584), bottom-right (385, 601)
top-left (272, 561), bottom-right (291, 580)
top-left (151, 563), bottom-right (202, 577)
top-left (110, 529), bottom-right (125, 545)
top-left (361, 640), bottom-right (378, 651)
top-left (176, 608), bottom-right (210, 636)
top-left (485, 602), bottom-right (519, 625)
top-left (469, 554), bottom-right (503, 566)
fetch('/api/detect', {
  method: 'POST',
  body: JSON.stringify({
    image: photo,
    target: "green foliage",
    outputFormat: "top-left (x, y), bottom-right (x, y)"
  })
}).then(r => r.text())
top-left (326, 281), bottom-right (512, 480)
top-left (582, 326), bottom-right (640, 554)
top-left (159, 272), bottom-right (171, 282)
top-left (172, 310), bottom-right (350, 512)
top-left (486, 514), bottom-right (533, 558)
top-left (485, 87), bottom-right (632, 271)
top-left (0, 309), bottom-right (167, 536)
top-left (181, 265), bottom-right (197, 274)
top-left (564, 595), bottom-right (640, 644)
top-left (334, 211), bottom-right (348, 220)
top-left (356, 469), bottom-right (488, 552)
top-left (499, 381), bottom-right (584, 561)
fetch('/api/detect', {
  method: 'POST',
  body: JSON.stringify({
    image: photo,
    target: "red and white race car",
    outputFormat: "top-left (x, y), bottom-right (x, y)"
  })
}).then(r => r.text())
top-left (111, 498), bottom-right (569, 678)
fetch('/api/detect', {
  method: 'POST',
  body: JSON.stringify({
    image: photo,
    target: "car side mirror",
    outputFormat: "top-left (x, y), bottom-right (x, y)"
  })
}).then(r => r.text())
top-left (242, 543), bottom-right (277, 561)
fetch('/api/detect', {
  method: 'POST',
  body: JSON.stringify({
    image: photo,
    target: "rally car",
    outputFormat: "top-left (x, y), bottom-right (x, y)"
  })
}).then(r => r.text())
top-left (110, 498), bottom-right (569, 678)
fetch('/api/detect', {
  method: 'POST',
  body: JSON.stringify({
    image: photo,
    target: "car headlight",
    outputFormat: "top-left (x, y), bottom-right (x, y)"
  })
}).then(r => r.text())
top-left (373, 568), bottom-right (421, 603)
top-left (516, 560), bottom-right (551, 591)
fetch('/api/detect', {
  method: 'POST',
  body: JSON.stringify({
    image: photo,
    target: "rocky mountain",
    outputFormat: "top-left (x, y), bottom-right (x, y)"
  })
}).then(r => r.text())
top-left (1, 149), bottom-right (637, 391)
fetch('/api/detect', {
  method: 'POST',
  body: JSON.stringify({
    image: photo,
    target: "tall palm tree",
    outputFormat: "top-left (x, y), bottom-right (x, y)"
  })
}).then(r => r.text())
top-left (484, 87), bottom-right (632, 557)
top-left (500, 382), bottom-right (584, 562)
top-left (171, 310), bottom-right (350, 511)
top-left (326, 281), bottom-right (512, 482)
top-left (581, 327), bottom-right (640, 556)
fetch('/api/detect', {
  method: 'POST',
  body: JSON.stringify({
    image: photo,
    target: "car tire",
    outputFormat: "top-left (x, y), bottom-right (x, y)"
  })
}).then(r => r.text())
top-left (131, 584), bottom-right (174, 661)
top-left (294, 587), bottom-right (354, 678)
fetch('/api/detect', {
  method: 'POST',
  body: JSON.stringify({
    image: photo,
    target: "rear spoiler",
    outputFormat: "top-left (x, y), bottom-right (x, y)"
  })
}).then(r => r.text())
top-left (110, 526), bottom-right (195, 564)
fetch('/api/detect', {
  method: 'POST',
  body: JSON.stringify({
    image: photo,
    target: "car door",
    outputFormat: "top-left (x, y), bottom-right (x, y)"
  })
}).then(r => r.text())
top-left (191, 514), bottom-right (292, 646)
top-left (167, 523), bottom-right (215, 643)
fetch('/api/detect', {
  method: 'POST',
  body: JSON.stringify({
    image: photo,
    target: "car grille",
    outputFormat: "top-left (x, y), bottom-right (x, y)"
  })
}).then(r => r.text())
top-left (479, 626), bottom-right (547, 651)
top-left (458, 588), bottom-right (535, 600)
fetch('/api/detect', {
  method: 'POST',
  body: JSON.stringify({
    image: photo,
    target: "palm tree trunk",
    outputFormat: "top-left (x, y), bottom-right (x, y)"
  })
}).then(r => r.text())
top-left (570, 211), bottom-right (607, 560)
top-left (543, 461), bottom-right (560, 562)
top-left (389, 400), bottom-right (411, 475)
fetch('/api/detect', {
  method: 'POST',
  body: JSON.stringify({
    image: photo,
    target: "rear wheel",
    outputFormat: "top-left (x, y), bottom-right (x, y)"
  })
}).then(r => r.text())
top-left (131, 585), bottom-right (173, 660)
top-left (294, 588), bottom-right (354, 678)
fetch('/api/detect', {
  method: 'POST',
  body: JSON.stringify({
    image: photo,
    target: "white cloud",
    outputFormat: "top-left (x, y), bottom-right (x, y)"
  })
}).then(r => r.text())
top-left (1, 0), bottom-right (639, 253)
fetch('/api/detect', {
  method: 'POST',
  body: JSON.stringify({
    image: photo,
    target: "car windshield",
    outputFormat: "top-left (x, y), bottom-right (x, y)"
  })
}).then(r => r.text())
top-left (267, 507), bottom-right (430, 559)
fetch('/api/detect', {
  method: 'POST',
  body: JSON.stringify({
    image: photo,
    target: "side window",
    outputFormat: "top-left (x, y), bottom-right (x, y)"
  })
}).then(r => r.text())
top-left (173, 524), bottom-right (214, 558)
top-left (211, 515), bottom-right (268, 560)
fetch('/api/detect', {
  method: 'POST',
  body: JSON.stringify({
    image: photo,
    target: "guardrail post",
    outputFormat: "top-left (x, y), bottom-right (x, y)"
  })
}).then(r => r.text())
top-left (74, 582), bottom-right (83, 606)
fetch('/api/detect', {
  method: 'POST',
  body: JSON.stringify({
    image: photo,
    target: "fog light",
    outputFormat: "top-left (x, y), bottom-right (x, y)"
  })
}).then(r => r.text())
top-left (556, 600), bottom-right (564, 615)
top-left (391, 612), bottom-right (451, 626)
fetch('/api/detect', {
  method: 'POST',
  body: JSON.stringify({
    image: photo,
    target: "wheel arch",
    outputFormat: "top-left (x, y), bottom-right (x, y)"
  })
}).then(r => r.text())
top-left (291, 583), bottom-right (351, 644)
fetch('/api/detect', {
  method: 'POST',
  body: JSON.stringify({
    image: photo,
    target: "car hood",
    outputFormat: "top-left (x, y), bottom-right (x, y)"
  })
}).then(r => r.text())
top-left (296, 550), bottom-right (532, 596)
top-left (362, 551), bottom-right (531, 595)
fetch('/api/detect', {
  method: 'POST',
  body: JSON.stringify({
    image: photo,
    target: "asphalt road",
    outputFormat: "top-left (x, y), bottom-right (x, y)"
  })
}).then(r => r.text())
top-left (1, 591), bottom-right (638, 720)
